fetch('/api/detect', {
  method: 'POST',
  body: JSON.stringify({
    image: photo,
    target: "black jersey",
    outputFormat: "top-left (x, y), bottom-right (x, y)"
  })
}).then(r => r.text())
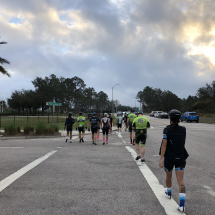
top-left (90, 116), bottom-right (99, 128)
top-left (65, 117), bottom-right (75, 127)
top-left (160, 124), bottom-right (189, 162)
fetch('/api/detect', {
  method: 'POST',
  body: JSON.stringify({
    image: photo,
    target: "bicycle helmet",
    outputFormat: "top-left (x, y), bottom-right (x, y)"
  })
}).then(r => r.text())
top-left (169, 109), bottom-right (181, 119)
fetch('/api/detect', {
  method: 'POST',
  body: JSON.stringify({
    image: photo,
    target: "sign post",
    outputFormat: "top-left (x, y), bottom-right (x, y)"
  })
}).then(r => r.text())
top-left (46, 99), bottom-right (62, 128)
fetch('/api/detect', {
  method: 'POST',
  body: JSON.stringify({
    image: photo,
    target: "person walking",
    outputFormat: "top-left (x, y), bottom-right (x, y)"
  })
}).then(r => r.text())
top-left (101, 113), bottom-right (111, 145)
top-left (132, 111), bottom-right (150, 162)
top-left (108, 113), bottom-right (113, 135)
top-left (89, 112), bottom-right (100, 145)
top-left (96, 113), bottom-right (101, 141)
top-left (76, 112), bottom-right (87, 142)
top-left (65, 112), bottom-right (75, 143)
top-left (159, 109), bottom-right (189, 212)
top-left (116, 113), bottom-right (123, 134)
top-left (127, 109), bottom-right (137, 145)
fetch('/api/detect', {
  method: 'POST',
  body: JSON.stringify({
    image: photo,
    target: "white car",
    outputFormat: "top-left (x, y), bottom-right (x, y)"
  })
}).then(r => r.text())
top-left (154, 111), bottom-right (163, 118)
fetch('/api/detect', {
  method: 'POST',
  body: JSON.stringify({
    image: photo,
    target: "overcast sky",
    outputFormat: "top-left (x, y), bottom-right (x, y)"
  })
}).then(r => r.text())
top-left (1, 0), bottom-right (215, 107)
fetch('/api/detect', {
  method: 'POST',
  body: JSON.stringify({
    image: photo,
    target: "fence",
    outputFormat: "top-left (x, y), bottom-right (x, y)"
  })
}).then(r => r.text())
top-left (0, 113), bottom-right (67, 129)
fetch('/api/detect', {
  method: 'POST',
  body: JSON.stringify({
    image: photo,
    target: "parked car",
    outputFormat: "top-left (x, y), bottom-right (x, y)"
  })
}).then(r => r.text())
top-left (154, 111), bottom-right (163, 118)
top-left (158, 112), bottom-right (169, 119)
top-left (150, 111), bottom-right (156, 117)
top-left (181, 112), bottom-right (199, 123)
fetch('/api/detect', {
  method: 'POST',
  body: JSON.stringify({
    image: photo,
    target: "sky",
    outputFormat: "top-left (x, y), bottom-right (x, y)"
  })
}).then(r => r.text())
top-left (0, 0), bottom-right (215, 107)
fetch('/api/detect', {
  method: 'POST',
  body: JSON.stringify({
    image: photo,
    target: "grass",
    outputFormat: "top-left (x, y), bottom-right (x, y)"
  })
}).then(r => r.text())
top-left (4, 123), bottom-right (16, 135)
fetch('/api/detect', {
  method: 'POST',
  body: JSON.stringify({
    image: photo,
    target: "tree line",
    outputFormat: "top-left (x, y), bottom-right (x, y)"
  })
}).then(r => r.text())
top-left (7, 74), bottom-right (111, 114)
top-left (136, 81), bottom-right (215, 113)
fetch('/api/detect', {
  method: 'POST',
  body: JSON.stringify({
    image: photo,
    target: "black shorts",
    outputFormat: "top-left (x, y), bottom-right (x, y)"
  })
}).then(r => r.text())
top-left (129, 122), bottom-right (133, 132)
top-left (103, 127), bottom-right (109, 135)
top-left (97, 126), bottom-right (100, 130)
top-left (67, 126), bottom-right (73, 132)
top-left (164, 157), bottom-right (186, 172)
top-left (117, 124), bottom-right (122, 128)
top-left (91, 127), bottom-right (97, 134)
top-left (135, 130), bottom-right (147, 145)
top-left (78, 127), bottom-right (85, 133)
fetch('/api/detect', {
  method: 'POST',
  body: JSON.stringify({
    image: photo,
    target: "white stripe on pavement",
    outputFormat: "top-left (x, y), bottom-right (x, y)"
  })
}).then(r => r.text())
top-left (125, 146), bottom-right (186, 215)
top-left (0, 150), bottom-right (57, 193)
top-left (0, 147), bottom-right (23, 148)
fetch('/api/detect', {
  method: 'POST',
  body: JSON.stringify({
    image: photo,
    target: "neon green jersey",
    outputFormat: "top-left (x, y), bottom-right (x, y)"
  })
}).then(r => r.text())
top-left (132, 116), bottom-right (149, 130)
top-left (77, 116), bottom-right (86, 127)
top-left (128, 113), bottom-right (137, 123)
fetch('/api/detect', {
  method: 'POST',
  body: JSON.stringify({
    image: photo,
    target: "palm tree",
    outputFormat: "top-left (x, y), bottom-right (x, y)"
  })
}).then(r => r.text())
top-left (0, 41), bottom-right (10, 77)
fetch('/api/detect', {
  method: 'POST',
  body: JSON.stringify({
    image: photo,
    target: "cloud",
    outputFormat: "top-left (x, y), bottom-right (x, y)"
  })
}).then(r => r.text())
top-left (0, 0), bottom-right (215, 106)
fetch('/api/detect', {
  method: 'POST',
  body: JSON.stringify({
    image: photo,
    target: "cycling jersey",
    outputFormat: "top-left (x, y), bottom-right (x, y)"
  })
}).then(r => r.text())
top-left (102, 117), bottom-right (110, 128)
top-left (160, 124), bottom-right (189, 162)
top-left (128, 113), bottom-right (137, 123)
top-left (132, 116), bottom-right (150, 145)
top-left (65, 117), bottom-right (75, 127)
top-left (77, 116), bottom-right (86, 127)
top-left (117, 116), bottom-right (122, 125)
top-left (90, 116), bottom-right (99, 129)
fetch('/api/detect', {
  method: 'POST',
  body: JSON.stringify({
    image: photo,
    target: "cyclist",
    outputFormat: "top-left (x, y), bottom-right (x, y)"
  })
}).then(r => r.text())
top-left (101, 113), bottom-right (111, 145)
top-left (116, 113), bottom-right (123, 134)
top-left (124, 113), bottom-right (128, 131)
top-left (159, 109), bottom-right (189, 212)
top-left (89, 112), bottom-right (100, 145)
top-left (127, 109), bottom-right (137, 145)
top-left (108, 113), bottom-right (113, 135)
top-left (132, 111), bottom-right (150, 162)
top-left (65, 112), bottom-right (75, 143)
top-left (76, 112), bottom-right (87, 142)
top-left (96, 113), bottom-right (101, 141)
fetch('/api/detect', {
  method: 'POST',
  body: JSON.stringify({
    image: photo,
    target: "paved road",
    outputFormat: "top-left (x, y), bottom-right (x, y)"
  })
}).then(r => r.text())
top-left (0, 117), bottom-right (214, 215)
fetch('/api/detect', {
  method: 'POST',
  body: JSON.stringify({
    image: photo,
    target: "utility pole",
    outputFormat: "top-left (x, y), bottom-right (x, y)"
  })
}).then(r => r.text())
top-left (112, 84), bottom-right (119, 113)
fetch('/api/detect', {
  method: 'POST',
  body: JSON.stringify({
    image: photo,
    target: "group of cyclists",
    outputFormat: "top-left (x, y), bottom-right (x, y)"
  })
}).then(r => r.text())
top-left (64, 109), bottom-right (188, 212)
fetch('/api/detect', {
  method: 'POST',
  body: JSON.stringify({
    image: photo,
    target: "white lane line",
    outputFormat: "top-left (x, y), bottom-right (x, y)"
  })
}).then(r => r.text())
top-left (0, 150), bottom-right (57, 193)
top-left (125, 146), bottom-right (185, 215)
top-left (0, 147), bottom-right (23, 149)
top-left (72, 136), bottom-right (78, 139)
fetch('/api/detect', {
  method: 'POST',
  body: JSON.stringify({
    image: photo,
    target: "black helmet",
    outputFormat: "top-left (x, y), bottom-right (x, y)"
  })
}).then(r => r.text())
top-left (138, 110), bottom-right (143, 114)
top-left (169, 109), bottom-right (181, 119)
top-left (131, 109), bottom-right (134, 112)
top-left (79, 112), bottom-right (82, 115)
top-left (68, 112), bottom-right (72, 116)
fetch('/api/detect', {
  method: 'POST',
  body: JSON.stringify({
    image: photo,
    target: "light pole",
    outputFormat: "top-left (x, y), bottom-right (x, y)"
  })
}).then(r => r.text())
top-left (132, 97), bottom-right (137, 111)
top-left (112, 84), bottom-right (119, 113)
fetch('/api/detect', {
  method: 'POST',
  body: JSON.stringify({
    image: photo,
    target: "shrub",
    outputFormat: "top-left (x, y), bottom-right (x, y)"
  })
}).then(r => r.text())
top-left (36, 122), bottom-right (46, 135)
top-left (24, 124), bottom-right (30, 135)
top-left (5, 123), bottom-right (16, 135)
top-left (17, 127), bottom-right (21, 133)
top-left (30, 127), bottom-right (34, 132)
top-left (49, 128), bottom-right (55, 135)
top-left (51, 124), bottom-right (59, 132)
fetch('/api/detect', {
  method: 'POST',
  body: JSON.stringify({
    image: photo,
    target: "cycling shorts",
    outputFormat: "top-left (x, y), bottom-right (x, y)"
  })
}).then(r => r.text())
top-left (102, 127), bottom-right (109, 135)
top-left (135, 130), bottom-right (147, 145)
top-left (91, 127), bottom-right (97, 134)
top-left (117, 124), bottom-right (122, 128)
top-left (78, 127), bottom-right (85, 133)
top-left (67, 126), bottom-right (73, 132)
top-left (164, 157), bottom-right (186, 172)
top-left (129, 122), bottom-right (133, 132)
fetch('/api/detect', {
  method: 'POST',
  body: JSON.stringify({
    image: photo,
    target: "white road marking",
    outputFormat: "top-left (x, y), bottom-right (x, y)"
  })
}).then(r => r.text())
top-left (122, 139), bottom-right (126, 144)
top-left (72, 136), bottom-right (78, 139)
top-left (0, 150), bottom-right (57, 193)
top-left (0, 147), bottom-right (23, 149)
top-left (204, 185), bottom-right (215, 197)
top-left (125, 146), bottom-right (186, 215)
top-left (56, 147), bottom-right (61, 149)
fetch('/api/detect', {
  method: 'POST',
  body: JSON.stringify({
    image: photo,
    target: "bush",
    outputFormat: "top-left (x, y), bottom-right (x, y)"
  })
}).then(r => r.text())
top-left (29, 127), bottom-right (34, 132)
top-left (24, 124), bottom-right (30, 135)
top-left (4, 123), bottom-right (16, 135)
top-left (51, 124), bottom-right (59, 132)
top-left (17, 127), bottom-right (21, 133)
top-left (36, 122), bottom-right (46, 135)
top-left (44, 128), bottom-right (55, 135)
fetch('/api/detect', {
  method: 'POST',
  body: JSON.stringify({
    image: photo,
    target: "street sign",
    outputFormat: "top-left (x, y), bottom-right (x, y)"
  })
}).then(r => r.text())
top-left (46, 102), bottom-right (62, 106)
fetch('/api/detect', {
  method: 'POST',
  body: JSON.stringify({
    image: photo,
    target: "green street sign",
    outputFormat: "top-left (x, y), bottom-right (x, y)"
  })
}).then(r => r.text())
top-left (46, 102), bottom-right (62, 106)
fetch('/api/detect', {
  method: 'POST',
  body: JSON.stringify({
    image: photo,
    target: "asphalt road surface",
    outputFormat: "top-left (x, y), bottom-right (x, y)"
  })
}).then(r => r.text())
top-left (0, 117), bottom-right (214, 215)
